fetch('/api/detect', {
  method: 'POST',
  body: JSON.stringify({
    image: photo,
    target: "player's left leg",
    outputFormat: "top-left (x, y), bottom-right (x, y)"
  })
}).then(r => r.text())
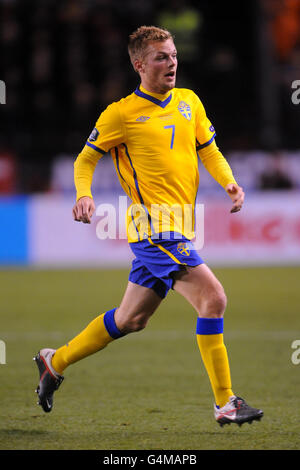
top-left (173, 263), bottom-right (233, 406)
top-left (173, 263), bottom-right (263, 426)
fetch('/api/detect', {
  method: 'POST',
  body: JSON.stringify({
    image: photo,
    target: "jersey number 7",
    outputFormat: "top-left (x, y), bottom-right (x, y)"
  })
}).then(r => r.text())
top-left (164, 125), bottom-right (175, 149)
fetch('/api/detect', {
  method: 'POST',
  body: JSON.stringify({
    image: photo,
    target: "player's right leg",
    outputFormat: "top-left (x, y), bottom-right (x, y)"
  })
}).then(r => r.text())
top-left (34, 281), bottom-right (162, 412)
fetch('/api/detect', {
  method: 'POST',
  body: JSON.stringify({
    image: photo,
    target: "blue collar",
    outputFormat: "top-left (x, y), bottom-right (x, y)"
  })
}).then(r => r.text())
top-left (134, 87), bottom-right (172, 108)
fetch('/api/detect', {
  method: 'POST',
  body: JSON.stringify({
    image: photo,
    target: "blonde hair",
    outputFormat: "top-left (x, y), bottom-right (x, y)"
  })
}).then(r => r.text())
top-left (128, 25), bottom-right (174, 70)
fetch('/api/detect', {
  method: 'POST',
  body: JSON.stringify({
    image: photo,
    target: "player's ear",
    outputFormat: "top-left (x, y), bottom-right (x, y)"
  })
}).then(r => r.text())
top-left (134, 58), bottom-right (144, 75)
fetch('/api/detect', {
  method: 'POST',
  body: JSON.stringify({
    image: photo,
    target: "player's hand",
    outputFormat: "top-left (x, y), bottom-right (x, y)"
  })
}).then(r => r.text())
top-left (225, 183), bottom-right (245, 213)
top-left (72, 196), bottom-right (95, 224)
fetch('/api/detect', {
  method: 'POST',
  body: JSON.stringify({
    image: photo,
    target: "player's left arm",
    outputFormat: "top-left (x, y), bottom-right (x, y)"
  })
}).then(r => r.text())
top-left (198, 141), bottom-right (245, 213)
top-left (225, 182), bottom-right (245, 213)
top-left (194, 94), bottom-right (244, 213)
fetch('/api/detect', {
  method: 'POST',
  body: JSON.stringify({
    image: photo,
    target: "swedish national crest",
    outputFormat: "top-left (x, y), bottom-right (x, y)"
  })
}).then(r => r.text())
top-left (177, 242), bottom-right (190, 256)
top-left (178, 101), bottom-right (191, 121)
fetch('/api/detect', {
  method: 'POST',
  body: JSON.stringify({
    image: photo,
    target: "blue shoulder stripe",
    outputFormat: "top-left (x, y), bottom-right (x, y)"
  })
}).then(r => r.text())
top-left (196, 133), bottom-right (216, 150)
top-left (86, 141), bottom-right (106, 154)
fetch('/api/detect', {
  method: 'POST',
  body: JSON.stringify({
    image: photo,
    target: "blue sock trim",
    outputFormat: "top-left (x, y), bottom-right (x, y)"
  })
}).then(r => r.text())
top-left (196, 317), bottom-right (224, 335)
top-left (103, 308), bottom-right (124, 339)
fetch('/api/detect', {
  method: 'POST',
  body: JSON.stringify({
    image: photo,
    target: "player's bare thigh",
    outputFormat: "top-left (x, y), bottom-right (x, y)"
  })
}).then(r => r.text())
top-left (172, 263), bottom-right (227, 318)
top-left (114, 281), bottom-right (163, 334)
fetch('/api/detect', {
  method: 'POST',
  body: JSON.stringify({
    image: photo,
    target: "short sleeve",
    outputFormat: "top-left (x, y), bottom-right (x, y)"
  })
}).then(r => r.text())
top-left (85, 102), bottom-right (125, 155)
top-left (194, 95), bottom-right (216, 151)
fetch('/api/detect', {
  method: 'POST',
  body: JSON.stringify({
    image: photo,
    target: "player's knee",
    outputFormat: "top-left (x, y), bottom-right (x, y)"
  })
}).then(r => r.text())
top-left (207, 287), bottom-right (227, 317)
top-left (123, 313), bottom-right (149, 333)
top-left (197, 285), bottom-right (227, 318)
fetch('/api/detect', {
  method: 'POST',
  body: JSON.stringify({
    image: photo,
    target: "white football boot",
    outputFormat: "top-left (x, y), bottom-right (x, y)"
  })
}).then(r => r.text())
top-left (215, 395), bottom-right (263, 427)
top-left (33, 348), bottom-right (64, 413)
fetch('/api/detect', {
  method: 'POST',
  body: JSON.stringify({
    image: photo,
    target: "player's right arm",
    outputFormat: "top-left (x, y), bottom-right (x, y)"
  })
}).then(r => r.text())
top-left (72, 196), bottom-right (96, 224)
top-left (73, 102), bottom-right (125, 224)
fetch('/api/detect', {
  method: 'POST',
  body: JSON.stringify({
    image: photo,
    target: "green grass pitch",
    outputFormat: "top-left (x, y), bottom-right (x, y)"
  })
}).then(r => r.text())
top-left (0, 266), bottom-right (300, 450)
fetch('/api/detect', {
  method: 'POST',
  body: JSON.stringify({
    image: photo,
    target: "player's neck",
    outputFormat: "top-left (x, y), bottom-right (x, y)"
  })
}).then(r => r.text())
top-left (139, 83), bottom-right (172, 99)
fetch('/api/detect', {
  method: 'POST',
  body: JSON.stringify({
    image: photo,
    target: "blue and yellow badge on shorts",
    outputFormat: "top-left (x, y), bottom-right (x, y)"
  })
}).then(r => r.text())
top-left (128, 234), bottom-right (204, 299)
top-left (177, 241), bottom-right (191, 256)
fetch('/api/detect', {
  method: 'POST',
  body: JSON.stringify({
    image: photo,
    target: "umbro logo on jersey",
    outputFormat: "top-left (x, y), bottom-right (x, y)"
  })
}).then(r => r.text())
top-left (178, 101), bottom-right (192, 121)
top-left (136, 116), bottom-right (150, 122)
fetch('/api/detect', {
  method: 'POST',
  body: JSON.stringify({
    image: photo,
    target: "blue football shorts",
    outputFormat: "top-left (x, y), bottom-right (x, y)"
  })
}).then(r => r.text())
top-left (128, 234), bottom-right (204, 299)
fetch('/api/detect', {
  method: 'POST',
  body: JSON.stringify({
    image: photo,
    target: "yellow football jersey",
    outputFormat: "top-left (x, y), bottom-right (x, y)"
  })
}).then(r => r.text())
top-left (74, 85), bottom-right (237, 242)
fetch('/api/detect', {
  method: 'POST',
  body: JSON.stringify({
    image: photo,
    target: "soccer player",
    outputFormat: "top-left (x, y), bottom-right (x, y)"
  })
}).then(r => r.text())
top-left (34, 26), bottom-right (263, 427)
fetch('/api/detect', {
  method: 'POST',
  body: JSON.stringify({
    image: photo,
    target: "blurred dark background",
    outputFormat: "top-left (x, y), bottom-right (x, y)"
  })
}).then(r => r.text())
top-left (0, 0), bottom-right (300, 194)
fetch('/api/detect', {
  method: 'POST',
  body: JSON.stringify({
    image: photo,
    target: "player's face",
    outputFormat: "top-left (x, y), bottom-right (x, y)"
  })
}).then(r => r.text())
top-left (139, 39), bottom-right (177, 94)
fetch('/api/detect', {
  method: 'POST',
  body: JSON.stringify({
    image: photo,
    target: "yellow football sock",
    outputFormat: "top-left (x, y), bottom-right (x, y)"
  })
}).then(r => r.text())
top-left (52, 309), bottom-right (121, 375)
top-left (196, 317), bottom-right (233, 408)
